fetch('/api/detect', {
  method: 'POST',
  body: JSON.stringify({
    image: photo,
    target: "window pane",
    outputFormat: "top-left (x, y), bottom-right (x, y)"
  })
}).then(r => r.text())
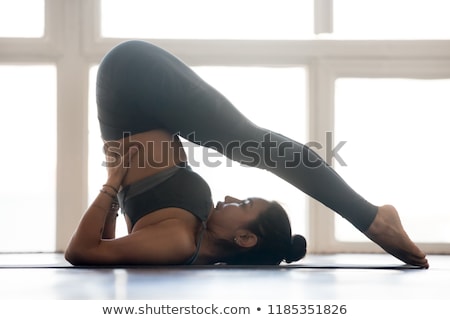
top-left (334, 78), bottom-right (450, 242)
top-left (0, 65), bottom-right (56, 252)
top-left (0, 0), bottom-right (45, 38)
top-left (101, 0), bottom-right (313, 39)
top-left (89, 66), bottom-right (308, 237)
top-left (190, 67), bottom-right (307, 236)
top-left (334, 0), bottom-right (450, 39)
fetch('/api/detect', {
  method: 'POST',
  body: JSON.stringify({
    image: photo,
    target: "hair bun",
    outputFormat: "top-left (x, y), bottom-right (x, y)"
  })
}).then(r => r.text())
top-left (285, 234), bottom-right (307, 263)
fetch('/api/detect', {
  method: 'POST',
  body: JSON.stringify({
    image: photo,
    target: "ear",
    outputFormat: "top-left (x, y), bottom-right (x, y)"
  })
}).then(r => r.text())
top-left (234, 230), bottom-right (258, 248)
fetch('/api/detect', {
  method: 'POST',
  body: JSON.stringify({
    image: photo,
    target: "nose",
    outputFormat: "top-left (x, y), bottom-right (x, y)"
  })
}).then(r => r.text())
top-left (225, 196), bottom-right (241, 203)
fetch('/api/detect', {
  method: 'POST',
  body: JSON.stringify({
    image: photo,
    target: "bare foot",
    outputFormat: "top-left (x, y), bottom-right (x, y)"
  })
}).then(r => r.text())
top-left (364, 205), bottom-right (429, 269)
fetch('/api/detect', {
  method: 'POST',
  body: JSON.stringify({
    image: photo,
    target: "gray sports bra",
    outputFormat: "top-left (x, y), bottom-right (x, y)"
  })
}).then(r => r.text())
top-left (117, 164), bottom-right (213, 264)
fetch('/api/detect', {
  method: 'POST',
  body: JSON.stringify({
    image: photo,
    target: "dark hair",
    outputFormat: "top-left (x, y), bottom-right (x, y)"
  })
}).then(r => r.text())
top-left (224, 201), bottom-right (307, 265)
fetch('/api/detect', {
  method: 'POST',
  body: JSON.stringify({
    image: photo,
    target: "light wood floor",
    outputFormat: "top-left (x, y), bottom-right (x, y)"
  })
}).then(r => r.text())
top-left (0, 253), bottom-right (449, 300)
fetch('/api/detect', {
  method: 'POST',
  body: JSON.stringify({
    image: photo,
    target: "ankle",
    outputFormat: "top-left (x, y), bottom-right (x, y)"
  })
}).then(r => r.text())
top-left (365, 205), bottom-right (396, 236)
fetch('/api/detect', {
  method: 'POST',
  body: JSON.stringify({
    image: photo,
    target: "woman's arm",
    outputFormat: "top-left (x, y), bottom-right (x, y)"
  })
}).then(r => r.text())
top-left (64, 145), bottom-right (137, 264)
top-left (65, 205), bottom-right (196, 265)
top-left (102, 199), bottom-right (120, 239)
top-left (65, 186), bottom-right (115, 262)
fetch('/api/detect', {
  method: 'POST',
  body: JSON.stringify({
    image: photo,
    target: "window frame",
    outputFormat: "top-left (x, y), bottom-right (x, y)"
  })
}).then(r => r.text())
top-left (0, 0), bottom-right (449, 253)
top-left (310, 59), bottom-right (450, 254)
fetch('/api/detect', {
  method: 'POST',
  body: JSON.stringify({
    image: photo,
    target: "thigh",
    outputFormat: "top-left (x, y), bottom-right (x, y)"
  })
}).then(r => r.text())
top-left (139, 52), bottom-right (263, 154)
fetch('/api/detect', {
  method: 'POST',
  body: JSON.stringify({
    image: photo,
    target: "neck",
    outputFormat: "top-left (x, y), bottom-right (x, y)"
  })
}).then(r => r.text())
top-left (194, 229), bottom-right (232, 265)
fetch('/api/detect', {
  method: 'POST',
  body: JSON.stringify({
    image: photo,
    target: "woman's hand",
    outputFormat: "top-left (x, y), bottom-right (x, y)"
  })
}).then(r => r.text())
top-left (103, 142), bottom-right (139, 187)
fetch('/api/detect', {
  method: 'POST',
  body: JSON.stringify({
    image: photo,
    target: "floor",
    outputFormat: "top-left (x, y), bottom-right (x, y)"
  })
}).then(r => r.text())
top-left (0, 253), bottom-right (449, 300)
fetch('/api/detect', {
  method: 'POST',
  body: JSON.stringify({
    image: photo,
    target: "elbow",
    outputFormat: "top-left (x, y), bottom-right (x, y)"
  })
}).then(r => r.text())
top-left (64, 247), bottom-right (90, 266)
top-left (64, 248), bottom-right (81, 266)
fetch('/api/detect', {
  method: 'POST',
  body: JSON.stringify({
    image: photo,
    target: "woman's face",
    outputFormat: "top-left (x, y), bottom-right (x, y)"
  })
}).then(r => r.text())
top-left (208, 196), bottom-right (269, 233)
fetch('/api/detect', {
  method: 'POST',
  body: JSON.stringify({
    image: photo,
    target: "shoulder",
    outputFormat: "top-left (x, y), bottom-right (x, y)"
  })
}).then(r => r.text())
top-left (155, 219), bottom-right (198, 255)
top-left (125, 218), bottom-right (198, 265)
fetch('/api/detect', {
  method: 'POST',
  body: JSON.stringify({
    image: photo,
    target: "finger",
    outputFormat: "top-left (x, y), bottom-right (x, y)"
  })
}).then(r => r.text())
top-left (123, 145), bottom-right (140, 167)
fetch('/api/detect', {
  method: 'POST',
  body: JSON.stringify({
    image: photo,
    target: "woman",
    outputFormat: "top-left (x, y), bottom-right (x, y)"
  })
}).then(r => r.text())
top-left (65, 40), bottom-right (428, 268)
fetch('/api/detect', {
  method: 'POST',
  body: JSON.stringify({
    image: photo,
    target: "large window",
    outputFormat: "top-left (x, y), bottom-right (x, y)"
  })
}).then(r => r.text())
top-left (0, 0), bottom-right (45, 38)
top-left (333, 0), bottom-right (450, 39)
top-left (0, 65), bottom-right (56, 252)
top-left (334, 78), bottom-right (450, 243)
top-left (100, 0), bottom-right (314, 39)
top-left (1, 0), bottom-right (449, 253)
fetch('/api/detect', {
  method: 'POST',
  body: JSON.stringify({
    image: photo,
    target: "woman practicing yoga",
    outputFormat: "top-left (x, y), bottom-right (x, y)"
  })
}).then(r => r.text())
top-left (65, 40), bottom-right (428, 268)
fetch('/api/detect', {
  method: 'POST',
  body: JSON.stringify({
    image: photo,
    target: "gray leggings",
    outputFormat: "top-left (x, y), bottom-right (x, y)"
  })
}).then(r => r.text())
top-left (96, 40), bottom-right (378, 231)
